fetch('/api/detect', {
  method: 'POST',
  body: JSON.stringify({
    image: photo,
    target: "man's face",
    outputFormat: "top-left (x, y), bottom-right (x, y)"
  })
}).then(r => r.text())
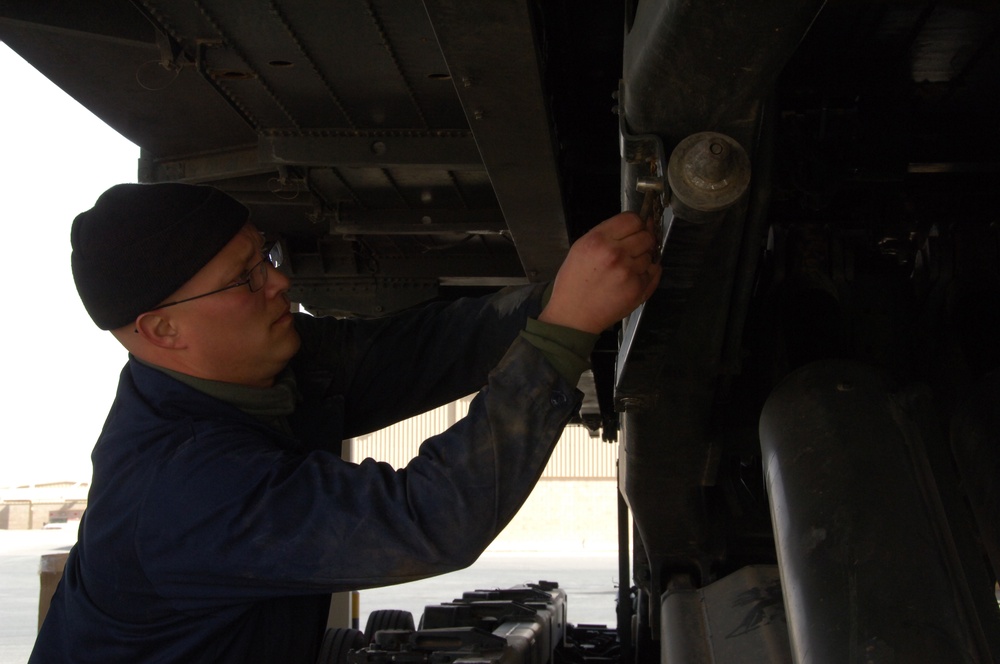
top-left (155, 223), bottom-right (301, 387)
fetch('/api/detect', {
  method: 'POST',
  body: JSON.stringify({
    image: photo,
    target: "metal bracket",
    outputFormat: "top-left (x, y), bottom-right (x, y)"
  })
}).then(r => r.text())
top-left (615, 83), bottom-right (673, 412)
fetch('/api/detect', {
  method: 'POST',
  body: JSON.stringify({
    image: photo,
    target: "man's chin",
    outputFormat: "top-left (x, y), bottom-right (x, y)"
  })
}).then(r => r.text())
top-left (280, 328), bottom-right (302, 361)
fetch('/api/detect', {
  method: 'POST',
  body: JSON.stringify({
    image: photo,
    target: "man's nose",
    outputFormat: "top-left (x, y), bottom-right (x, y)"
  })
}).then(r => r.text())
top-left (265, 263), bottom-right (292, 294)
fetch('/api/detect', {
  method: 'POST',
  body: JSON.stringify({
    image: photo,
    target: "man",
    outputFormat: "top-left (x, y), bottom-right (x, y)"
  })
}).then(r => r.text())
top-left (31, 182), bottom-right (661, 662)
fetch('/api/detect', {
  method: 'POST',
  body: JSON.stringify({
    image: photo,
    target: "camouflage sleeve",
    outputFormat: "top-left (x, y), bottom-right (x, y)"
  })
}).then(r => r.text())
top-left (520, 318), bottom-right (599, 386)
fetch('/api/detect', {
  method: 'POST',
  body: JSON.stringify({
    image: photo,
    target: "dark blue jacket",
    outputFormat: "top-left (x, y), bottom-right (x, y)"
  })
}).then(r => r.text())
top-left (30, 287), bottom-right (580, 663)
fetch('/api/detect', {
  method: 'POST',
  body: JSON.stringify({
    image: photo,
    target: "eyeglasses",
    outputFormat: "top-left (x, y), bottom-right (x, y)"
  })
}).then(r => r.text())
top-left (152, 240), bottom-right (284, 311)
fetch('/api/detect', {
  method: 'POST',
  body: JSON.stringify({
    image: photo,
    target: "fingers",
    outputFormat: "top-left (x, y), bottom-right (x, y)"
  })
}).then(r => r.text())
top-left (601, 212), bottom-right (657, 261)
top-left (599, 211), bottom-right (647, 240)
top-left (539, 210), bottom-right (663, 334)
top-left (593, 212), bottom-right (661, 295)
top-left (619, 228), bottom-right (657, 259)
top-left (642, 263), bottom-right (663, 300)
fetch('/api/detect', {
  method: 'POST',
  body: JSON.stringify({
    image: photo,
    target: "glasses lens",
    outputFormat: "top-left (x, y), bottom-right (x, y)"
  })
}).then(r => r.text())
top-left (266, 241), bottom-right (283, 268)
top-left (248, 260), bottom-right (268, 292)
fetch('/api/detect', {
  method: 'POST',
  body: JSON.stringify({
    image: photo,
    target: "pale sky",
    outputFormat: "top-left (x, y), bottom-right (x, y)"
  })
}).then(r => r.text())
top-left (1, 43), bottom-right (138, 486)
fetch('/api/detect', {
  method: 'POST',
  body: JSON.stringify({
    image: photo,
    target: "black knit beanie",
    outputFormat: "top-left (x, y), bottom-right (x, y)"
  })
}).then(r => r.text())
top-left (71, 182), bottom-right (250, 330)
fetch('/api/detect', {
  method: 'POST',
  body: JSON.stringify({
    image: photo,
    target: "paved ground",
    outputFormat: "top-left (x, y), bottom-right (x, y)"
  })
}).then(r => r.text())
top-left (1, 529), bottom-right (621, 663)
top-left (0, 529), bottom-right (77, 664)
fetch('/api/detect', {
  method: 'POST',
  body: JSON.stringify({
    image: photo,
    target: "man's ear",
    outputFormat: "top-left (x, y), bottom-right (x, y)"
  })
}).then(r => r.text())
top-left (134, 312), bottom-right (182, 349)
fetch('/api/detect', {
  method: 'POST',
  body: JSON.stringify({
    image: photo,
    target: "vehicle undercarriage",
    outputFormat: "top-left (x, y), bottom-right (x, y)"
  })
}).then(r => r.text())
top-left (2, 0), bottom-right (999, 661)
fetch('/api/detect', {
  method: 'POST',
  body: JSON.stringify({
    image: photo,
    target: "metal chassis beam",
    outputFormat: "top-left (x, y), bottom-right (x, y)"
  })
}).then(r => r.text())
top-left (421, 0), bottom-right (570, 281)
top-left (258, 133), bottom-right (483, 170)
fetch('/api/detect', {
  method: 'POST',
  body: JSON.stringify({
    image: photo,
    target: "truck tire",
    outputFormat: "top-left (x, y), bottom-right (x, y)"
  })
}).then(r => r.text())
top-left (364, 609), bottom-right (415, 643)
top-left (316, 627), bottom-right (366, 664)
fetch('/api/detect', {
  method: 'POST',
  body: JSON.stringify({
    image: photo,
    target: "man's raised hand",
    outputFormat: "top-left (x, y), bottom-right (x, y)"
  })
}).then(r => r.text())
top-left (538, 212), bottom-right (662, 334)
